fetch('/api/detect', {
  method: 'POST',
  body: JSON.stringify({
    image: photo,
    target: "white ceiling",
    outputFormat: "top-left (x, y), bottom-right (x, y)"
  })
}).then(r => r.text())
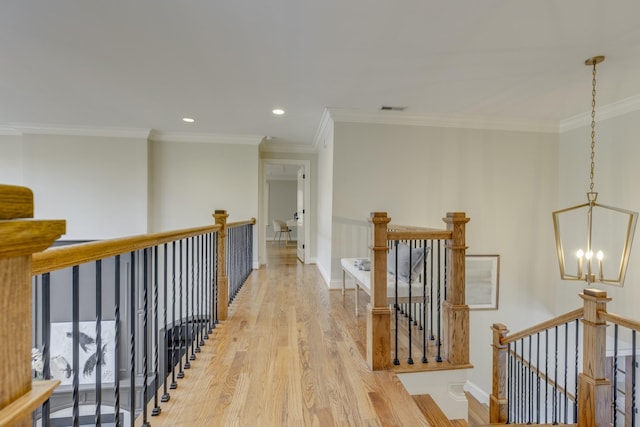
top-left (2, 1), bottom-right (640, 148)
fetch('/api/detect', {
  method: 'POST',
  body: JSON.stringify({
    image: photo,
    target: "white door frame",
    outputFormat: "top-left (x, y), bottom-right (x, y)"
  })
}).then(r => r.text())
top-left (259, 158), bottom-right (311, 266)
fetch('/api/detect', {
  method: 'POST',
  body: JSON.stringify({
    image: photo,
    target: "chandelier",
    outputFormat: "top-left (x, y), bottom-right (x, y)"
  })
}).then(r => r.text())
top-left (552, 56), bottom-right (638, 286)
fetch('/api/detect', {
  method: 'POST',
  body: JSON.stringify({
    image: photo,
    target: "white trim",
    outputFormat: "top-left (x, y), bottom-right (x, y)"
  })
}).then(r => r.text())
top-left (259, 158), bottom-right (312, 267)
top-left (464, 380), bottom-right (490, 406)
top-left (560, 93), bottom-right (640, 133)
top-left (313, 108), bottom-right (334, 150)
top-left (260, 140), bottom-right (316, 154)
top-left (0, 126), bottom-right (22, 136)
top-left (7, 123), bottom-right (151, 138)
top-left (149, 131), bottom-right (262, 145)
top-left (306, 256), bottom-right (317, 265)
top-left (315, 261), bottom-right (331, 288)
top-left (327, 108), bottom-right (559, 134)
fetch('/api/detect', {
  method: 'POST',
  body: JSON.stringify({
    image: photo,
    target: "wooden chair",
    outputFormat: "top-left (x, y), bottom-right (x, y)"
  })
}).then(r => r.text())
top-left (273, 219), bottom-right (292, 245)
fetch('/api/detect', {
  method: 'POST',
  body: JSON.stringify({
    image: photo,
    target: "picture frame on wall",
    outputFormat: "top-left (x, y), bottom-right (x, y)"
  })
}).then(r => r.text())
top-left (49, 321), bottom-right (116, 385)
top-left (465, 254), bottom-right (500, 310)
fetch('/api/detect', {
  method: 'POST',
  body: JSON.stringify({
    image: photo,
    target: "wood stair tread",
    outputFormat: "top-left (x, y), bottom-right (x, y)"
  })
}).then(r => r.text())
top-left (412, 394), bottom-right (458, 427)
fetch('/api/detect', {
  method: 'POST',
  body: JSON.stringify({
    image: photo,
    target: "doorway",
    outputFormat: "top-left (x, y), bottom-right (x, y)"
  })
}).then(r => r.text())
top-left (260, 158), bottom-right (311, 266)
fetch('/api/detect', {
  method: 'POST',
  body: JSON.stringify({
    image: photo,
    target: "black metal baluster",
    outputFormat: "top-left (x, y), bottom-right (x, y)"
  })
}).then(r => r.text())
top-left (72, 265), bottom-right (80, 427)
top-left (422, 241), bottom-right (428, 363)
top-left (518, 339), bottom-right (523, 423)
top-left (162, 243), bottom-right (171, 402)
top-left (95, 260), bottom-right (103, 426)
top-left (429, 241), bottom-right (434, 341)
top-left (177, 240), bottom-right (185, 379)
top-left (214, 231), bottom-right (219, 327)
top-left (529, 335), bottom-right (533, 423)
top-left (170, 241), bottom-right (178, 389)
top-left (536, 332), bottom-right (541, 424)
top-left (553, 325), bottom-right (558, 425)
top-left (574, 319), bottom-right (579, 423)
top-left (184, 238), bottom-right (192, 370)
top-left (632, 330), bottom-right (637, 427)
top-left (613, 324), bottom-right (619, 427)
top-left (393, 241), bottom-right (399, 366)
top-left (152, 246), bottom-right (162, 416)
top-left (129, 252), bottom-right (136, 427)
top-left (436, 241), bottom-right (442, 362)
top-left (42, 273), bottom-right (52, 427)
top-left (190, 236), bottom-right (197, 361)
top-left (407, 241), bottom-right (413, 365)
top-left (142, 249), bottom-right (150, 427)
top-left (506, 342), bottom-right (511, 423)
top-left (544, 329), bottom-right (549, 424)
top-left (204, 233), bottom-right (211, 338)
top-left (114, 255), bottom-right (121, 427)
top-left (196, 235), bottom-right (203, 352)
top-left (564, 322), bottom-right (568, 424)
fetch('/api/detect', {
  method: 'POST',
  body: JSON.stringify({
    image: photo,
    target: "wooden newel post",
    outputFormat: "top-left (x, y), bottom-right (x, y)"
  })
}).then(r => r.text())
top-left (0, 185), bottom-right (65, 426)
top-left (578, 288), bottom-right (611, 427)
top-left (490, 323), bottom-right (509, 424)
top-left (213, 210), bottom-right (229, 321)
top-left (367, 212), bottom-right (391, 370)
top-left (442, 212), bottom-right (470, 365)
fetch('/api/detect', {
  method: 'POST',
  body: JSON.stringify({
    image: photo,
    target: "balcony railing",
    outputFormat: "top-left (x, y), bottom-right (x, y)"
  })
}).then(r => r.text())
top-left (0, 184), bottom-right (255, 426)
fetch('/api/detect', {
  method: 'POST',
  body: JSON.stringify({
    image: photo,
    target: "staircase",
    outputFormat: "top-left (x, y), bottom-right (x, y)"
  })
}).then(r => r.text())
top-left (413, 394), bottom-right (469, 426)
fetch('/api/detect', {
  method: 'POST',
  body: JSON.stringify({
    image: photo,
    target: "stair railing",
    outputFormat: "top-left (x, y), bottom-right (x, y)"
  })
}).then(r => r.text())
top-left (0, 184), bottom-right (256, 426)
top-left (491, 289), bottom-right (640, 427)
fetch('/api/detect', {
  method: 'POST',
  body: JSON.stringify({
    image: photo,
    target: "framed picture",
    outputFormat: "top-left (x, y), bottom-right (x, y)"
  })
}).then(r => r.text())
top-left (49, 321), bottom-right (116, 385)
top-left (465, 255), bottom-right (500, 310)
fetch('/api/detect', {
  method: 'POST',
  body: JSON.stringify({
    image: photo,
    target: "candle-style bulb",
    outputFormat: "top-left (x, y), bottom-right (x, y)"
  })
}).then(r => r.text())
top-left (585, 251), bottom-right (593, 260)
top-left (597, 251), bottom-right (604, 260)
top-left (576, 249), bottom-right (584, 278)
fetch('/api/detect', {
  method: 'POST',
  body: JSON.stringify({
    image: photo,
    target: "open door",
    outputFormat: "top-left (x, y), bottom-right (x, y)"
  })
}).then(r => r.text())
top-left (297, 167), bottom-right (305, 262)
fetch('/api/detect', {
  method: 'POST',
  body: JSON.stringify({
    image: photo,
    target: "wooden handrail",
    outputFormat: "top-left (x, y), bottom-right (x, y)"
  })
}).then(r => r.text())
top-left (227, 218), bottom-right (256, 229)
top-left (387, 225), bottom-right (452, 241)
top-left (32, 225), bottom-right (220, 276)
top-left (502, 308), bottom-right (583, 345)
top-left (600, 311), bottom-right (640, 332)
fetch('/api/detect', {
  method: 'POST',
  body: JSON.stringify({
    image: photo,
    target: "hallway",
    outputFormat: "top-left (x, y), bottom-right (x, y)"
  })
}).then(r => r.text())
top-left (146, 243), bottom-right (430, 426)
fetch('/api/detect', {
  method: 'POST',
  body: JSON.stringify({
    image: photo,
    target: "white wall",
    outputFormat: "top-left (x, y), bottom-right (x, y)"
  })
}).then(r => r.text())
top-left (556, 109), bottom-right (640, 319)
top-left (21, 134), bottom-right (148, 239)
top-left (148, 140), bottom-right (259, 231)
top-left (331, 121), bottom-right (560, 400)
top-left (0, 134), bottom-right (23, 185)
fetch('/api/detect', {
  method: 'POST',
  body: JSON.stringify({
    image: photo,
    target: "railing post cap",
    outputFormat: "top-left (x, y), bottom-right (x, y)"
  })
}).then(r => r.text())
top-left (583, 288), bottom-right (608, 298)
top-left (369, 212), bottom-right (391, 224)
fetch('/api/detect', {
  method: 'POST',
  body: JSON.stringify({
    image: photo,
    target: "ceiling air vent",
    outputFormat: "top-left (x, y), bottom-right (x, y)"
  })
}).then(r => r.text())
top-left (380, 106), bottom-right (406, 111)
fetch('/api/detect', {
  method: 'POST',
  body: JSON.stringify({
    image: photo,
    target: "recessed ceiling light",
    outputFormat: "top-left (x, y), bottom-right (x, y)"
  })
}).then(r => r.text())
top-left (182, 117), bottom-right (195, 123)
top-left (272, 108), bottom-right (285, 116)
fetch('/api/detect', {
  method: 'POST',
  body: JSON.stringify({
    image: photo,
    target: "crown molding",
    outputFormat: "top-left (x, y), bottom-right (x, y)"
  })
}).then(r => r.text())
top-left (0, 126), bottom-right (22, 136)
top-left (560, 93), bottom-right (640, 133)
top-left (327, 108), bottom-right (560, 133)
top-left (149, 130), bottom-right (263, 145)
top-left (260, 140), bottom-right (316, 154)
top-left (5, 123), bottom-right (151, 138)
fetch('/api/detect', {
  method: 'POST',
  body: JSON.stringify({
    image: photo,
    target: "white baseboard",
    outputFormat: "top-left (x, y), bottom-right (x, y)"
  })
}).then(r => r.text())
top-left (306, 256), bottom-right (317, 264)
top-left (464, 380), bottom-right (490, 406)
top-left (315, 262), bottom-right (331, 288)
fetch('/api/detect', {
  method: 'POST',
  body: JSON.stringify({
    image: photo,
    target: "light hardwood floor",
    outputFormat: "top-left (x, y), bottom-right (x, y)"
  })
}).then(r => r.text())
top-left (145, 243), bottom-right (431, 426)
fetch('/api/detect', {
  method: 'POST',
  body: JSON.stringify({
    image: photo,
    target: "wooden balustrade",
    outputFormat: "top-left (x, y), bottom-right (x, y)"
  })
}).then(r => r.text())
top-left (0, 185), bottom-right (65, 426)
top-left (0, 183), bottom-right (257, 425)
top-left (489, 289), bottom-right (638, 426)
top-left (366, 211), bottom-right (470, 370)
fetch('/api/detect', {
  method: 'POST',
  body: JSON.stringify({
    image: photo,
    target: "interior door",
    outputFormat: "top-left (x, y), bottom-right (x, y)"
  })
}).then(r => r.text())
top-left (297, 167), bottom-right (305, 262)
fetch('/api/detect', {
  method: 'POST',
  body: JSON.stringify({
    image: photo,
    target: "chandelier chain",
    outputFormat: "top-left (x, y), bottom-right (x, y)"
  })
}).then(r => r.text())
top-left (590, 61), bottom-right (597, 193)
